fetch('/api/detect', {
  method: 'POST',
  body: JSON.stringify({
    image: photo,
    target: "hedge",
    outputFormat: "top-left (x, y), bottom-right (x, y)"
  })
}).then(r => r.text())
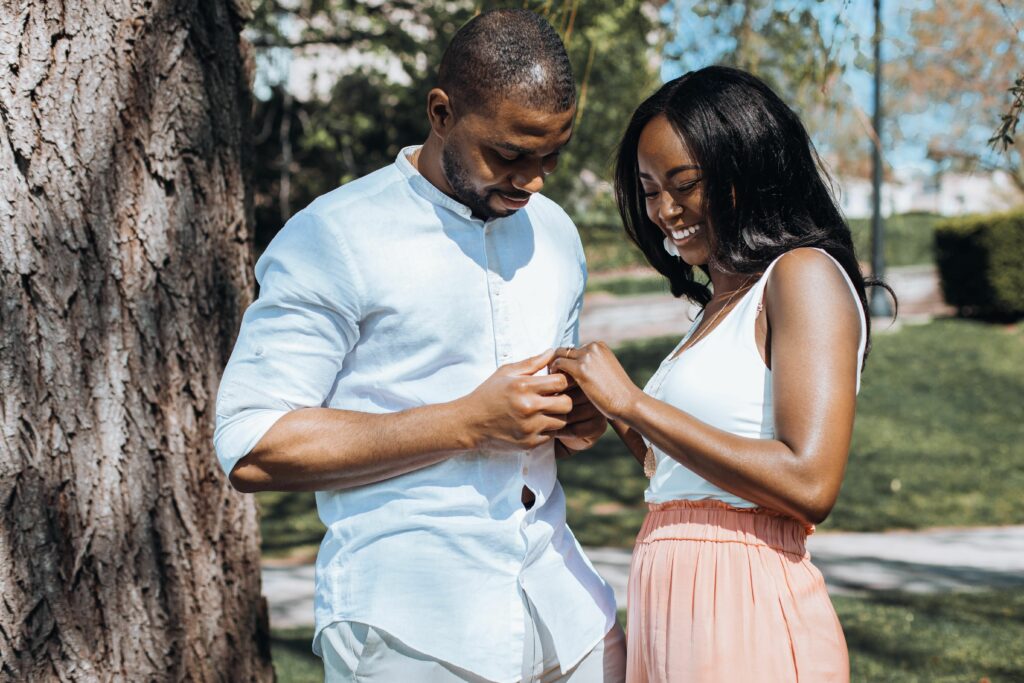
top-left (934, 211), bottom-right (1024, 317)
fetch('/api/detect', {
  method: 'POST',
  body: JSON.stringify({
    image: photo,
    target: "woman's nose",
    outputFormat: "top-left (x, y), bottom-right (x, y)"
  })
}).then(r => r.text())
top-left (657, 192), bottom-right (682, 222)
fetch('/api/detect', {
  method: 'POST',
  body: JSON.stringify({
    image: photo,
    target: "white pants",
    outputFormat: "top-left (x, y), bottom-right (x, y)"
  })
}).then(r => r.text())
top-left (319, 598), bottom-right (626, 682)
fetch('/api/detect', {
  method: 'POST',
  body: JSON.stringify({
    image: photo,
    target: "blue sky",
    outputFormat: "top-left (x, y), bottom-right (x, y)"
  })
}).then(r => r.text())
top-left (658, 0), bottom-right (934, 173)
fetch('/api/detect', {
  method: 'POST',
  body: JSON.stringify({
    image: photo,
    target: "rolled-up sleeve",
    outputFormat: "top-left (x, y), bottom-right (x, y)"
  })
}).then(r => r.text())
top-left (214, 211), bottom-right (362, 476)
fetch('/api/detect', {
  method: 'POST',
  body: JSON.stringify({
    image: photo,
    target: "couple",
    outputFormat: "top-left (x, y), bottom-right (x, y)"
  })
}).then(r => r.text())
top-left (215, 8), bottom-right (876, 683)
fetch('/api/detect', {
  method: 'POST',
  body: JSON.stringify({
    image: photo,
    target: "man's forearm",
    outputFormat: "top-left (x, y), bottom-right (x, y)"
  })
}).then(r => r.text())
top-left (229, 400), bottom-right (474, 492)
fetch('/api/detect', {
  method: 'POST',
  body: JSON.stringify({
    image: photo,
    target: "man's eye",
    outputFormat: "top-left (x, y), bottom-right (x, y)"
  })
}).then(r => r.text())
top-left (497, 151), bottom-right (521, 162)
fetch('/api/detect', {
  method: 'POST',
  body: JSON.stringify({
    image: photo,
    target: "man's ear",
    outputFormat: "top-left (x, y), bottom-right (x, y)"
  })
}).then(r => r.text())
top-left (426, 88), bottom-right (456, 139)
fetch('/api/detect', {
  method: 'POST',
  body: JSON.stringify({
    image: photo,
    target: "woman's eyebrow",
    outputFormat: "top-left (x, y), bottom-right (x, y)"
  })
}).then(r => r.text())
top-left (639, 164), bottom-right (700, 180)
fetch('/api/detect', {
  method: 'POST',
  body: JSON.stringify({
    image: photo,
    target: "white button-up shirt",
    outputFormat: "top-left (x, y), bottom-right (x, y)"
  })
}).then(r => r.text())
top-left (214, 146), bottom-right (617, 682)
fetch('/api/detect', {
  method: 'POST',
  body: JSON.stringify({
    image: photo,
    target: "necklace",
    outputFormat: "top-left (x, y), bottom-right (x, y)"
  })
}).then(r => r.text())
top-left (669, 276), bottom-right (756, 360)
top-left (642, 275), bottom-right (756, 478)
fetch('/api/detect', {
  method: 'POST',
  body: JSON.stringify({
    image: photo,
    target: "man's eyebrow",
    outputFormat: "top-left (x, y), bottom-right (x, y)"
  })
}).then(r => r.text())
top-left (494, 137), bottom-right (571, 156)
top-left (495, 141), bottom-right (536, 155)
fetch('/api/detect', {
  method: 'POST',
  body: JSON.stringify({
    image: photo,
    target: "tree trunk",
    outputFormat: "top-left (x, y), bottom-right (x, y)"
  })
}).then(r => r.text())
top-left (0, 1), bottom-right (272, 680)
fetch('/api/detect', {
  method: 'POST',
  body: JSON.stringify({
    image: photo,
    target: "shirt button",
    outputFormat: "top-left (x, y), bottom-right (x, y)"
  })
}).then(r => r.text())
top-left (254, 345), bottom-right (264, 356)
top-left (522, 466), bottom-right (529, 475)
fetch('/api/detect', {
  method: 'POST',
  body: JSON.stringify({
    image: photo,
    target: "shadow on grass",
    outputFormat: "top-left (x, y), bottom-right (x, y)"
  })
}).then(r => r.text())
top-left (835, 590), bottom-right (1024, 680)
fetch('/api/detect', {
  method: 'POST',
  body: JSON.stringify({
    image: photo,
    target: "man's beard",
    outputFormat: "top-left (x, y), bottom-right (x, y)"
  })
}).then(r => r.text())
top-left (441, 144), bottom-right (511, 220)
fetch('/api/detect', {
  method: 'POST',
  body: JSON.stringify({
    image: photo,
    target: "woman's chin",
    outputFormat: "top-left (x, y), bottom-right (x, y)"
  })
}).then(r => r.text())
top-left (678, 245), bottom-right (710, 267)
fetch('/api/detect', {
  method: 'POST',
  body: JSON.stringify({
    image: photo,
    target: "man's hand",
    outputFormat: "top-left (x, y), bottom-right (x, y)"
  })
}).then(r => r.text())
top-left (456, 350), bottom-right (574, 451)
top-left (552, 384), bottom-right (607, 454)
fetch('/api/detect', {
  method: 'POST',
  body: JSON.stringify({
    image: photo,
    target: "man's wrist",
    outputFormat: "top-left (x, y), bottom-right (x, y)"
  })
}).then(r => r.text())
top-left (440, 397), bottom-right (480, 451)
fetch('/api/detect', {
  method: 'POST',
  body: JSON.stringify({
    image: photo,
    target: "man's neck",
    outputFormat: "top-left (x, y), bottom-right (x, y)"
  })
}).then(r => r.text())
top-left (411, 135), bottom-right (454, 198)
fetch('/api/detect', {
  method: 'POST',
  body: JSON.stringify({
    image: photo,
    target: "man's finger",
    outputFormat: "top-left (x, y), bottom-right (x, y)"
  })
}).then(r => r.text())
top-left (503, 349), bottom-right (556, 376)
top-left (536, 415), bottom-right (569, 434)
top-left (521, 372), bottom-right (570, 395)
top-left (535, 393), bottom-right (573, 415)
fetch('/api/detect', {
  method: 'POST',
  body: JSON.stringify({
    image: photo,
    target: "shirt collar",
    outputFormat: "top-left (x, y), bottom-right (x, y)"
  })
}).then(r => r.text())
top-left (395, 145), bottom-right (476, 220)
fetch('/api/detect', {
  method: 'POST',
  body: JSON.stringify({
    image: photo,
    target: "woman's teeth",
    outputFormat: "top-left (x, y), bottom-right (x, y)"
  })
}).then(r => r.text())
top-left (671, 224), bottom-right (702, 240)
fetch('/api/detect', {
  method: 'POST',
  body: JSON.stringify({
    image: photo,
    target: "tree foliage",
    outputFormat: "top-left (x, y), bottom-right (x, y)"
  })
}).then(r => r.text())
top-left (888, 0), bottom-right (1024, 190)
top-left (663, 0), bottom-right (874, 177)
top-left (248, 0), bottom-right (664, 247)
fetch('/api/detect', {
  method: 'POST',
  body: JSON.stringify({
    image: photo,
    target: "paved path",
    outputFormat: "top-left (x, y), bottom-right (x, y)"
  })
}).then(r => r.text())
top-left (578, 264), bottom-right (950, 346)
top-left (261, 525), bottom-right (1024, 628)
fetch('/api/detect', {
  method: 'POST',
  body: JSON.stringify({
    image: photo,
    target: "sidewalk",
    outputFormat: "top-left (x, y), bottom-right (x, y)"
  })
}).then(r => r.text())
top-left (579, 264), bottom-right (950, 346)
top-left (261, 525), bottom-right (1024, 629)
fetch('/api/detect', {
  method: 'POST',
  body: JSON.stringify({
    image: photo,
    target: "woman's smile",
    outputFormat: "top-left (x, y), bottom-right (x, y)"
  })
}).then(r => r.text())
top-left (666, 222), bottom-right (704, 245)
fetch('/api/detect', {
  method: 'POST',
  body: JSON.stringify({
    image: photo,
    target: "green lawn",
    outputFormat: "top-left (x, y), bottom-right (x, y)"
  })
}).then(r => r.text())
top-left (257, 318), bottom-right (1024, 557)
top-left (561, 318), bottom-right (1024, 546)
top-left (270, 590), bottom-right (1024, 682)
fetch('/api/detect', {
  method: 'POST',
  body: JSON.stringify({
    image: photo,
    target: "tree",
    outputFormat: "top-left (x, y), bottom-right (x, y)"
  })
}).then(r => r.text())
top-left (662, 0), bottom-right (873, 178)
top-left (248, 0), bottom-right (665, 247)
top-left (0, 1), bottom-right (271, 679)
top-left (889, 0), bottom-right (1024, 191)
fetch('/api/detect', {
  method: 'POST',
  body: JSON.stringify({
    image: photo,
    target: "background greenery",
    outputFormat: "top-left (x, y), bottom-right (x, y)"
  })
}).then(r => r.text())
top-left (935, 210), bottom-right (1024, 317)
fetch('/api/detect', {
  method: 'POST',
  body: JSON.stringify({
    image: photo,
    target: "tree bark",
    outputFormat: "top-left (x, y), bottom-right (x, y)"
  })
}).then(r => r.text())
top-left (0, 1), bottom-right (271, 680)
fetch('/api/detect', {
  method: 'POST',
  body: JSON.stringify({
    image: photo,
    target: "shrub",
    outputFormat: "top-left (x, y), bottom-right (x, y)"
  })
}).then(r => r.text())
top-left (934, 211), bottom-right (1024, 318)
top-left (848, 211), bottom-right (941, 267)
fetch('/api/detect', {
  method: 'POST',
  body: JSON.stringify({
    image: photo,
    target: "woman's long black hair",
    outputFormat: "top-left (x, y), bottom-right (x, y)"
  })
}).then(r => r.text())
top-left (614, 66), bottom-right (893, 355)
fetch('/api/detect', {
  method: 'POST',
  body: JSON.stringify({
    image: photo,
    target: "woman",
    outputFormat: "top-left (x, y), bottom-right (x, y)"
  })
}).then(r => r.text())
top-left (551, 67), bottom-right (892, 682)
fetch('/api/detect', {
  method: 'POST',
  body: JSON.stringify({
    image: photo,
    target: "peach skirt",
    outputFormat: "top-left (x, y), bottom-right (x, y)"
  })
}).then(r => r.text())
top-left (626, 500), bottom-right (848, 683)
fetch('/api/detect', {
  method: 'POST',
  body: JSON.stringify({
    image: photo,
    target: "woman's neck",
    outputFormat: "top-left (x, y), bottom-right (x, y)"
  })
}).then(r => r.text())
top-left (707, 268), bottom-right (752, 298)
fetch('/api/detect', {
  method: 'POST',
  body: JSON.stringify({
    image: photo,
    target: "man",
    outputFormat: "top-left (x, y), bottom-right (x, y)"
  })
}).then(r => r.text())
top-left (215, 9), bottom-right (624, 682)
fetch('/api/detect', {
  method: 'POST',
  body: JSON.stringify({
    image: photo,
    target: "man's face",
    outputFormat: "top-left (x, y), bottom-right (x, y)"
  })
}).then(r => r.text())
top-left (441, 97), bottom-right (575, 220)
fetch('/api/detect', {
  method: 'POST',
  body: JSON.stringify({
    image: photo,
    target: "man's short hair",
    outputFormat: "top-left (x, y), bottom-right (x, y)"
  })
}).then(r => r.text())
top-left (438, 8), bottom-right (576, 115)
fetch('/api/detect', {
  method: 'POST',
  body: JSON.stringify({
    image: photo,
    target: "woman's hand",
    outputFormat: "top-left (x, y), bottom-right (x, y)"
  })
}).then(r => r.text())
top-left (549, 343), bottom-right (642, 422)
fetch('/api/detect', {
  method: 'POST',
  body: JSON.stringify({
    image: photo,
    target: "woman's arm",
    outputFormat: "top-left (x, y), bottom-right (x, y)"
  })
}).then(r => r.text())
top-left (610, 419), bottom-right (648, 467)
top-left (551, 249), bottom-right (863, 524)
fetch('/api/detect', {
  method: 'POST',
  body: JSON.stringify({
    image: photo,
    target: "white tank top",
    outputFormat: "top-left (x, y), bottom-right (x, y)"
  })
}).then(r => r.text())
top-left (643, 248), bottom-right (867, 507)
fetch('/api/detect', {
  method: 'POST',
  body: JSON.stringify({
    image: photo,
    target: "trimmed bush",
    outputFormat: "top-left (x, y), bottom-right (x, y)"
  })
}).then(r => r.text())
top-left (934, 211), bottom-right (1024, 317)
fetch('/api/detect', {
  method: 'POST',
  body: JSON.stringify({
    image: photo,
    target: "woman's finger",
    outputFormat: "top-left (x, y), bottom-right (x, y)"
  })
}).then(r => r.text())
top-left (549, 356), bottom-right (581, 378)
top-left (565, 398), bottom-right (601, 423)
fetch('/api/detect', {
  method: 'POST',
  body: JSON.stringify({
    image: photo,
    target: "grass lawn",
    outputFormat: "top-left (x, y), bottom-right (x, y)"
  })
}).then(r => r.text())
top-left (270, 590), bottom-right (1024, 682)
top-left (257, 318), bottom-right (1024, 558)
top-left (561, 317), bottom-right (1024, 546)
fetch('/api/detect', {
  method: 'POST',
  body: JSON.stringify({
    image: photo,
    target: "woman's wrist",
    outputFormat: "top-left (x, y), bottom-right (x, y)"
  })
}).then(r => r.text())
top-left (612, 386), bottom-right (648, 425)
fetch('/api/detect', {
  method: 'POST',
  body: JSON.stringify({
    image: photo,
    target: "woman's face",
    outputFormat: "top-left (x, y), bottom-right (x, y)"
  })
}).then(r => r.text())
top-left (637, 114), bottom-right (711, 266)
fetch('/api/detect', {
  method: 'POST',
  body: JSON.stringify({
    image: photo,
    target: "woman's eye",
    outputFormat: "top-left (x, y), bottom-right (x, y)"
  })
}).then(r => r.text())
top-left (675, 179), bottom-right (702, 193)
top-left (642, 189), bottom-right (659, 199)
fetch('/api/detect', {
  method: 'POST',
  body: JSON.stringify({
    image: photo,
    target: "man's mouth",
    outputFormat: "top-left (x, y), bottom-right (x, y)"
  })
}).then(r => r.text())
top-left (495, 191), bottom-right (531, 210)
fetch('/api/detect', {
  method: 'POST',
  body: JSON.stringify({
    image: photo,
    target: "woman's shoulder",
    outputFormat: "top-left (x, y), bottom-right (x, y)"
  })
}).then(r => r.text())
top-left (763, 247), bottom-right (861, 321)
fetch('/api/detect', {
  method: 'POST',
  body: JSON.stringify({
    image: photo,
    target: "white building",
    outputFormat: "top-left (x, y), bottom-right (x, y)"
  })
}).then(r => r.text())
top-left (835, 169), bottom-right (1024, 219)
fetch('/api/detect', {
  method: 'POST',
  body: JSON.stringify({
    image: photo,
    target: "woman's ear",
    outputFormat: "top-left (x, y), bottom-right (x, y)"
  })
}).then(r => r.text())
top-left (426, 88), bottom-right (456, 140)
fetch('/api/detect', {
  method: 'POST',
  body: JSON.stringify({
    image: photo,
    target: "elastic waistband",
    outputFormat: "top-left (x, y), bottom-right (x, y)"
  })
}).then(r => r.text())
top-left (638, 499), bottom-right (813, 558)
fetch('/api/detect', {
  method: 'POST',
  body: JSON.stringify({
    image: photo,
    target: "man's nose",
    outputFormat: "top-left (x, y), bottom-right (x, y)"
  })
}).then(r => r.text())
top-left (512, 162), bottom-right (546, 194)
